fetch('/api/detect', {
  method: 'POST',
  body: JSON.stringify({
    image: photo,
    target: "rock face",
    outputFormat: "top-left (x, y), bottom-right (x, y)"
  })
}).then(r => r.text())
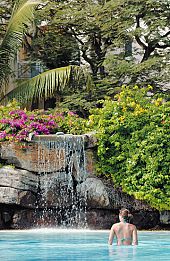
top-left (0, 142), bottom-right (66, 173)
top-left (77, 178), bottom-right (110, 208)
top-left (0, 166), bottom-right (38, 207)
top-left (160, 211), bottom-right (170, 225)
top-left (77, 177), bottom-right (160, 229)
top-left (0, 166), bottom-right (38, 229)
top-left (0, 135), bottom-right (168, 230)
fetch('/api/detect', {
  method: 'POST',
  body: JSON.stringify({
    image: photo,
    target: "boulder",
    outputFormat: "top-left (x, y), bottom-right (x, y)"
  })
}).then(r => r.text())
top-left (77, 177), bottom-right (153, 211)
top-left (11, 210), bottom-right (36, 229)
top-left (160, 211), bottom-right (170, 225)
top-left (0, 166), bottom-right (38, 208)
top-left (77, 178), bottom-right (110, 208)
top-left (0, 142), bottom-right (66, 173)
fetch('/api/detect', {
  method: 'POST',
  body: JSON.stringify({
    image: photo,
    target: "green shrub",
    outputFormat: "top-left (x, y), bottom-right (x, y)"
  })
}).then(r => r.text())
top-left (88, 86), bottom-right (170, 210)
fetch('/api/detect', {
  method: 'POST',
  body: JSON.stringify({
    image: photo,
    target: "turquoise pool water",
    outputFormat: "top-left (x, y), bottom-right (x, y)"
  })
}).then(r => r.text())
top-left (0, 229), bottom-right (170, 260)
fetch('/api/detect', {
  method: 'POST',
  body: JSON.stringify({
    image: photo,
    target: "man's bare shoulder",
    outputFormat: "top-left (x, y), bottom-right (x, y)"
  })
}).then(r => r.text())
top-left (111, 223), bottom-right (120, 229)
top-left (129, 223), bottom-right (137, 230)
top-left (112, 222), bottom-right (120, 226)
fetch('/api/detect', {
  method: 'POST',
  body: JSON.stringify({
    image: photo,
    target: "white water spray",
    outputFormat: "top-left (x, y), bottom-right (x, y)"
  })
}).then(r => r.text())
top-left (34, 135), bottom-right (87, 228)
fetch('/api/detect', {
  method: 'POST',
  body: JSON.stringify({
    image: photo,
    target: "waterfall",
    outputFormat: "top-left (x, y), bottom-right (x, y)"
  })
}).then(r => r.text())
top-left (35, 134), bottom-right (87, 228)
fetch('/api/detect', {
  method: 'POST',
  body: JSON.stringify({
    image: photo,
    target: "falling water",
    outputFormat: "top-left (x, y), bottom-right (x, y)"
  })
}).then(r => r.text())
top-left (35, 134), bottom-right (87, 228)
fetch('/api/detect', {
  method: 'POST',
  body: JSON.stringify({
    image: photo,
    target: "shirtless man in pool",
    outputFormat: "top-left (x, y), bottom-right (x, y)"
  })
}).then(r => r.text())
top-left (108, 208), bottom-right (138, 246)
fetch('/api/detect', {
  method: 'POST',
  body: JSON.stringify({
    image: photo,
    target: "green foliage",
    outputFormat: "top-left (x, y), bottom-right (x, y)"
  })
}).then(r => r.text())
top-left (0, 0), bottom-right (14, 38)
top-left (47, 0), bottom-right (114, 77)
top-left (88, 86), bottom-right (170, 210)
top-left (29, 26), bottom-right (80, 69)
top-left (0, 0), bottom-right (40, 87)
top-left (48, 0), bottom-right (170, 89)
top-left (3, 64), bottom-right (93, 106)
top-left (60, 81), bottom-right (121, 118)
top-left (0, 0), bottom-right (93, 107)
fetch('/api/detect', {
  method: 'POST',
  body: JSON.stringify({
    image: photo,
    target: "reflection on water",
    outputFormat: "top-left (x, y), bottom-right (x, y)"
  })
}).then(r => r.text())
top-left (108, 245), bottom-right (137, 260)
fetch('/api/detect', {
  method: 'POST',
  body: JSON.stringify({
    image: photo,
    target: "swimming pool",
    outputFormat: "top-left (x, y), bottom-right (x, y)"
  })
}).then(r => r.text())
top-left (0, 229), bottom-right (170, 260)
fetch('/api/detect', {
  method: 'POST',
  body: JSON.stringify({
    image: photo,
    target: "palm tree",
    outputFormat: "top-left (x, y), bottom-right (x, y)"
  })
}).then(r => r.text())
top-left (0, 0), bottom-right (92, 106)
top-left (0, 0), bottom-right (40, 88)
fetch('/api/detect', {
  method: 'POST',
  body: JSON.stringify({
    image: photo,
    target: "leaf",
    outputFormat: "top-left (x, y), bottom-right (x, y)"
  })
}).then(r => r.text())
top-left (0, 0), bottom-right (40, 85)
top-left (2, 65), bottom-right (93, 104)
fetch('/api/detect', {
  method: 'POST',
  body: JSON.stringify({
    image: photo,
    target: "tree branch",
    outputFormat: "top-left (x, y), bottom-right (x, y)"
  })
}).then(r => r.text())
top-left (155, 43), bottom-right (170, 49)
top-left (135, 15), bottom-right (147, 50)
top-left (70, 27), bottom-right (85, 46)
top-left (161, 31), bottom-right (170, 38)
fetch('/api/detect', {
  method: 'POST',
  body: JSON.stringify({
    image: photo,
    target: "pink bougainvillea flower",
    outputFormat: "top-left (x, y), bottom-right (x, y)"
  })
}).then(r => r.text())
top-left (0, 131), bottom-right (7, 139)
top-left (68, 111), bottom-right (77, 116)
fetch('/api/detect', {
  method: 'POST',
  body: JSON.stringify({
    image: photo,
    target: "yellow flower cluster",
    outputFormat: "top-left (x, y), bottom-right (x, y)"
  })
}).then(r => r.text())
top-left (119, 116), bottom-right (125, 122)
top-left (154, 98), bottom-right (163, 106)
top-left (133, 104), bottom-right (147, 116)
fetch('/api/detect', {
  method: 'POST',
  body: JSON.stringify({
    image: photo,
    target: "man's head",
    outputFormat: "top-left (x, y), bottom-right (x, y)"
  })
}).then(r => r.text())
top-left (119, 208), bottom-right (132, 222)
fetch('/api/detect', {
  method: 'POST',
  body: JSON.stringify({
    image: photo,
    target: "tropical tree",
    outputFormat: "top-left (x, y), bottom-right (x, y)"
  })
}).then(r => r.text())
top-left (0, 0), bottom-right (92, 106)
top-left (24, 12), bottom-right (81, 70)
top-left (24, 0), bottom-right (169, 115)
top-left (45, 0), bottom-right (170, 90)
top-left (36, 0), bottom-right (106, 78)
top-left (3, 65), bottom-right (92, 105)
top-left (102, 0), bottom-right (170, 90)
top-left (0, 0), bottom-right (39, 88)
top-left (29, 31), bottom-right (80, 69)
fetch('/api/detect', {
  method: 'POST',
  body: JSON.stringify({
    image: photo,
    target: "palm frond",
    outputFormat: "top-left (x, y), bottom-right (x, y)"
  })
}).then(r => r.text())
top-left (0, 0), bottom-right (40, 84)
top-left (2, 65), bottom-right (93, 104)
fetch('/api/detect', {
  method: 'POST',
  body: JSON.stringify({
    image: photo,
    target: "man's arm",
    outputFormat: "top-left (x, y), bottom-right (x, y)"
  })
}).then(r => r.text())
top-left (108, 225), bottom-right (115, 245)
top-left (132, 226), bottom-right (138, 245)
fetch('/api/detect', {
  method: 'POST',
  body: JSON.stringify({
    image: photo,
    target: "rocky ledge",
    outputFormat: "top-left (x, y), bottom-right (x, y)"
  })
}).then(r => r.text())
top-left (0, 136), bottom-right (169, 230)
